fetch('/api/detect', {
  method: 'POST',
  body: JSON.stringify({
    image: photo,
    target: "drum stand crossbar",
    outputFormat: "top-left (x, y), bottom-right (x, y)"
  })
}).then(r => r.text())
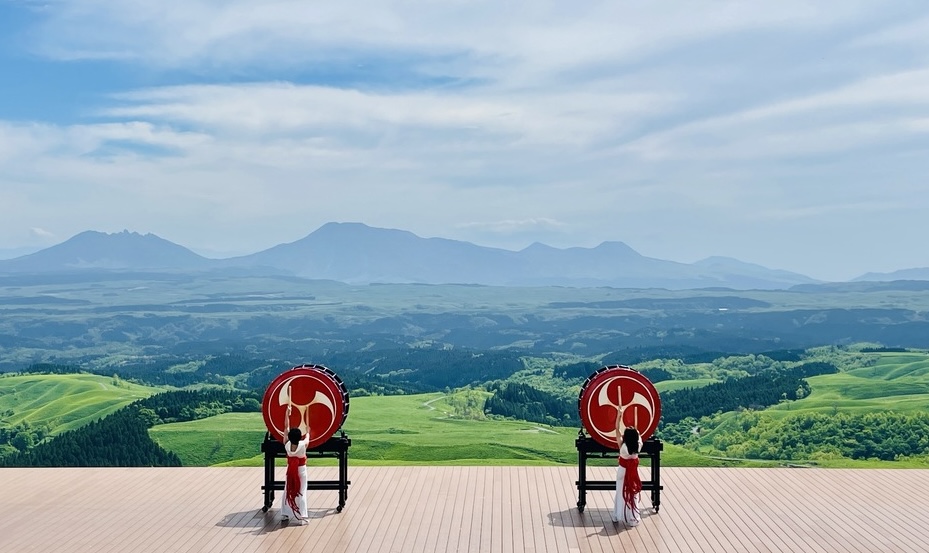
top-left (260, 431), bottom-right (352, 513)
top-left (574, 432), bottom-right (663, 513)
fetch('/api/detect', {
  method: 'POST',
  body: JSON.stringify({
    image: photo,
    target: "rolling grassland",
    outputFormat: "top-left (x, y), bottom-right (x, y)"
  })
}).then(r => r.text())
top-left (761, 351), bottom-right (929, 416)
top-left (150, 392), bottom-right (763, 468)
top-left (690, 351), bottom-right (929, 467)
top-left (0, 373), bottom-right (160, 434)
top-left (6, 350), bottom-right (929, 468)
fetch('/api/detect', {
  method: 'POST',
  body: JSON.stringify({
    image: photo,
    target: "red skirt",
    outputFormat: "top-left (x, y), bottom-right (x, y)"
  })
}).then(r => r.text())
top-left (618, 456), bottom-right (642, 512)
top-left (285, 456), bottom-right (306, 519)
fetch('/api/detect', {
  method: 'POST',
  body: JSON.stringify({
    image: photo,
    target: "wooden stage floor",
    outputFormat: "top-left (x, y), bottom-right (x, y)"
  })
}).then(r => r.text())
top-left (1, 466), bottom-right (926, 552)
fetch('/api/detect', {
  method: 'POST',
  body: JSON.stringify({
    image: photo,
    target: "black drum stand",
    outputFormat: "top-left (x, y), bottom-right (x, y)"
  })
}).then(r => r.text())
top-left (574, 431), bottom-right (663, 513)
top-left (260, 431), bottom-right (352, 513)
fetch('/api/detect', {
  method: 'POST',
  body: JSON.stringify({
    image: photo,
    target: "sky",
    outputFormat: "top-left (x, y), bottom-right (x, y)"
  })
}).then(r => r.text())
top-left (1, 1), bottom-right (928, 282)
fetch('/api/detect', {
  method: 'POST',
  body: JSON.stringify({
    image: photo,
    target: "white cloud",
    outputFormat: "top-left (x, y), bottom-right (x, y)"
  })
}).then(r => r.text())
top-left (29, 227), bottom-right (56, 240)
top-left (100, 82), bottom-right (673, 155)
top-left (2, 1), bottom-right (929, 281)
top-left (848, 13), bottom-right (929, 50)
top-left (26, 1), bottom-right (878, 75)
top-left (457, 218), bottom-right (567, 233)
top-left (621, 68), bottom-right (929, 162)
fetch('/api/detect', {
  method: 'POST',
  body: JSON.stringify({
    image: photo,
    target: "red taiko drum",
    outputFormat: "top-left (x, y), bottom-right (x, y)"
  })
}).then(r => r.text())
top-left (578, 365), bottom-right (661, 447)
top-left (261, 364), bottom-right (350, 449)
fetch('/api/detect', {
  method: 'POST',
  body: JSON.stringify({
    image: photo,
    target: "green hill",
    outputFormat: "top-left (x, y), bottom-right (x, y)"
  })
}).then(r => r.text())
top-left (151, 392), bottom-right (762, 467)
top-left (0, 373), bottom-right (161, 434)
top-left (686, 351), bottom-right (929, 466)
top-left (765, 351), bottom-right (929, 416)
top-left (10, 349), bottom-right (929, 468)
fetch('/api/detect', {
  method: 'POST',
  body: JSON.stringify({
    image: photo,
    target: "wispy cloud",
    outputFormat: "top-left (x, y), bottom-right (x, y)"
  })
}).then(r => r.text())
top-left (457, 218), bottom-right (568, 233)
top-left (29, 227), bottom-right (55, 240)
top-left (621, 68), bottom-right (929, 162)
top-left (2, 1), bottom-right (929, 280)
top-left (22, 1), bottom-right (879, 75)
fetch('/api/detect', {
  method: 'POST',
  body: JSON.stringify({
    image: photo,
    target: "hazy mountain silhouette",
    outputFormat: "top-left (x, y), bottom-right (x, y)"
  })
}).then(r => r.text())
top-left (226, 222), bottom-right (515, 284)
top-left (853, 267), bottom-right (929, 282)
top-left (0, 223), bottom-right (823, 289)
top-left (226, 222), bottom-right (817, 289)
top-left (0, 246), bottom-right (40, 260)
top-left (0, 230), bottom-right (212, 272)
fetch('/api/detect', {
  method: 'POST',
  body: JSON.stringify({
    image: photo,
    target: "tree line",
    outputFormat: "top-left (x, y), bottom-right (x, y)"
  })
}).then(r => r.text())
top-left (0, 388), bottom-right (260, 466)
top-left (710, 410), bottom-right (929, 461)
top-left (659, 362), bottom-right (838, 424)
top-left (484, 361), bottom-right (839, 431)
top-left (483, 381), bottom-right (579, 427)
top-left (0, 404), bottom-right (181, 467)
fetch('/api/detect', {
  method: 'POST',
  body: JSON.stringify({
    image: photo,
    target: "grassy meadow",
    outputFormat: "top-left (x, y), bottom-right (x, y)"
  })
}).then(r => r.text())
top-left (6, 350), bottom-right (929, 468)
top-left (765, 351), bottom-right (929, 417)
top-left (0, 373), bottom-right (160, 434)
top-left (151, 392), bottom-right (740, 468)
top-left (689, 350), bottom-right (929, 468)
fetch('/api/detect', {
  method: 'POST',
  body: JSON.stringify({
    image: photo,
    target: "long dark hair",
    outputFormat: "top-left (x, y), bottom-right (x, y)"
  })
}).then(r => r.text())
top-left (288, 428), bottom-right (302, 445)
top-left (622, 427), bottom-right (640, 455)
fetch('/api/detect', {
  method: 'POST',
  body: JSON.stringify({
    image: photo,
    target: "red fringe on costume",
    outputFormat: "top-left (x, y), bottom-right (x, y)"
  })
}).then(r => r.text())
top-left (618, 456), bottom-right (642, 513)
top-left (286, 456), bottom-right (306, 519)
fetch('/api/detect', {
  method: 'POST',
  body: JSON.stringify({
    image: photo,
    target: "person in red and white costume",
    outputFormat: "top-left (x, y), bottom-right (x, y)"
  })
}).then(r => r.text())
top-left (612, 411), bottom-right (643, 526)
top-left (281, 426), bottom-right (309, 525)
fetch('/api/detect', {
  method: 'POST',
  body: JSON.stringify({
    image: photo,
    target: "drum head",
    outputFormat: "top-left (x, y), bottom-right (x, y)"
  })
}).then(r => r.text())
top-left (578, 365), bottom-right (662, 447)
top-left (262, 364), bottom-right (350, 448)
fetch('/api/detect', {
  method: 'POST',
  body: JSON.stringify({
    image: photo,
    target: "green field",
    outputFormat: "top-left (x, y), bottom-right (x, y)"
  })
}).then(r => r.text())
top-left (687, 351), bottom-right (929, 467)
top-left (654, 378), bottom-right (716, 393)
top-left (763, 351), bottom-right (929, 417)
top-left (8, 351), bottom-right (929, 469)
top-left (151, 392), bottom-right (743, 468)
top-left (0, 373), bottom-right (161, 434)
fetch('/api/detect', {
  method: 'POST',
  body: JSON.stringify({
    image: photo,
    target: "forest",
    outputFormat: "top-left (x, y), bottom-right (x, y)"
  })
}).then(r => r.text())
top-left (481, 360), bottom-right (839, 429)
top-left (706, 411), bottom-right (929, 461)
top-left (4, 278), bottom-right (929, 378)
top-left (0, 300), bottom-right (929, 466)
top-left (484, 381), bottom-right (579, 427)
top-left (658, 361), bottom-right (838, 424)
top-left (0, 387), bottom-right (259, 467)
top-left (0, 403), bottom-right (181, 467)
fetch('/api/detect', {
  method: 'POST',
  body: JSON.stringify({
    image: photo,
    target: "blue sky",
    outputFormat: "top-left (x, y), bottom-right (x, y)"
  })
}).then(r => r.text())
top-left (1, 1), bottom-right (928, 281)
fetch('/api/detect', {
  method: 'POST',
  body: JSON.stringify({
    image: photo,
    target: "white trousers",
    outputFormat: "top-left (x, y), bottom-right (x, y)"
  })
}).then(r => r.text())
top-left (281, 465), bottom-right (308, 519)
top-left (613, 465), bottom-right (640, 525)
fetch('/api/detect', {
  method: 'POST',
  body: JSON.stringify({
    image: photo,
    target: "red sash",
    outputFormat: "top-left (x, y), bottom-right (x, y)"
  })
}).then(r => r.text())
top-left (618, 456), bottom-right (642, 513)
top-left (285, 456), bottom-right (306, 518)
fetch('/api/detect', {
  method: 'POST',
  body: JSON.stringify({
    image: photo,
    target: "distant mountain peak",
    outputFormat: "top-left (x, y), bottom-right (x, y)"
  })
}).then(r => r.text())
top-left (592, 241), bottom-right (639, 255)
top-left (521, 242), bottom-right (557, 253)
top-left (0, 222), bottom-right (828, 289)
top-left (694, 256), bottom-right (764, 269)
top-left (0, 229), bottom-right (209, 272)
top-left (306, 221), bottom-right (418, 241)
top-left (854, 267), bottom-right (929, 282)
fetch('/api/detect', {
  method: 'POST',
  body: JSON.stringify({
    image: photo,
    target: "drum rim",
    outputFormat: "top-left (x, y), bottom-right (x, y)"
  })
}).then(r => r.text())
top-left (261, 364), bottom-right (350, 445)
top-left (577, 365), bottom-right (662, 445)
top-left (290, 364), bottom-right (351, 417)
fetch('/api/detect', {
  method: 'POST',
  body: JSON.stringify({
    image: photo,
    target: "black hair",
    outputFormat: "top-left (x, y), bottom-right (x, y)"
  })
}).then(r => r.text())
top-left (288, 427), bottom-right (302, 445)
top-left (622, 427), bottom-right (640, 455)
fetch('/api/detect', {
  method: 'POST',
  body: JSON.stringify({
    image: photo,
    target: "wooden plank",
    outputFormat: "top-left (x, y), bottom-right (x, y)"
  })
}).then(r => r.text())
top-left (3, 467), bottom-right (929, 553)
top-left (538, 467), bottom-right (571, 553)
top-left (501, 464), bottom-right (518, 552)
top-left (478, 465), bottom-right (496, 553)
top-left (645, 467), bottom-right (698, 553)
top-left (490, 465), bottom-right (507, 553)
top-left (694, 467), bottom-right (791, 553)
top-left (458, 465), bottom-right (480, 553)
top-left (382, 464), bottom-right (424, 553)
top-left (352, 463), bottom-right (401, 552)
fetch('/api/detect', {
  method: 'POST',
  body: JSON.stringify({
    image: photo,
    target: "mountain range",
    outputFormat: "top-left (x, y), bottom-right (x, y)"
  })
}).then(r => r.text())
top-left (0, 222), bottom-right (907, 290)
